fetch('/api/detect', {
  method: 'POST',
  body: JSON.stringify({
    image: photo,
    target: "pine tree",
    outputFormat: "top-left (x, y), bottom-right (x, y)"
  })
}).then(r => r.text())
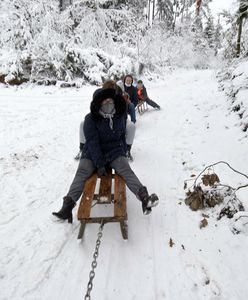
top-left (204, 14), bottom-right (215, 49)
top-left (156, 0), bottom-right (174, 28)
top-left (214, 17), bottom-right (223, 54)
top-left (221, 10), bottom-right (239, 60)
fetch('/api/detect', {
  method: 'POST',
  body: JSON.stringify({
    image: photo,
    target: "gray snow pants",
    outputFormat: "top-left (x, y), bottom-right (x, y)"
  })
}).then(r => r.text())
top-left (66, 157), bottom-right (143, 202)
top-left (79, 120), bottom-right (136, 146)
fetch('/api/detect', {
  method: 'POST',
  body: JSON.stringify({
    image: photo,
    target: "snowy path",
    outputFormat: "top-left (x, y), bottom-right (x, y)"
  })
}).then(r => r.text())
top-left (1, 70), bottom-right (248, 300)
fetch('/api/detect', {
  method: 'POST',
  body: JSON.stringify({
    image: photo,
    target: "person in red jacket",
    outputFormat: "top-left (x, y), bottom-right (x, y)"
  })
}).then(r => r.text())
top-left (137, 80), bottom-right (160, 110)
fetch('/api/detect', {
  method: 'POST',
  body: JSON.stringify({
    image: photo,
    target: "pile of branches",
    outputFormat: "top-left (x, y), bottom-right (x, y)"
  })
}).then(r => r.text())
top-left (184, 161), bottom-right (247, 220)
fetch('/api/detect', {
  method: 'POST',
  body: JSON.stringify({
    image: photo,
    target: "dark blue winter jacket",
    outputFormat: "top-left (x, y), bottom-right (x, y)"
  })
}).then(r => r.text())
top-left (82, 88), bottom-right (127, 168)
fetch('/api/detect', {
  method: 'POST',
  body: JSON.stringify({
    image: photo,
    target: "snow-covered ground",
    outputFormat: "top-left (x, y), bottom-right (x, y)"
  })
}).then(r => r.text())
top-left (1, 69), bottom-right (248, 300)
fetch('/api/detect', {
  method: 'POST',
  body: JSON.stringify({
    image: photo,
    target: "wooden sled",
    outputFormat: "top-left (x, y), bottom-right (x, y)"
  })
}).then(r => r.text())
top-left (77, 169), bottom-right (128, 240)
top-left (136, 100), bottom-right (148, 115)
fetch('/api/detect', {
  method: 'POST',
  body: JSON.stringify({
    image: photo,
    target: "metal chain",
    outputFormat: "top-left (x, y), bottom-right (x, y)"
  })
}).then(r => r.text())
top-left (84, 220), bottom-right (104, 300)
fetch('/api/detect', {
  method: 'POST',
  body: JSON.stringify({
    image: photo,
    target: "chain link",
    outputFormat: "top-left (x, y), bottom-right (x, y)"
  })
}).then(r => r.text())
top-left (84, 220), bottom-right (104, 300)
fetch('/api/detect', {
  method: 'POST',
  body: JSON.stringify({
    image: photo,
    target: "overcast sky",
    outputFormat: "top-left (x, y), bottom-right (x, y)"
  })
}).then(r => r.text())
top-left (209, 0), bottom-right (236, 15)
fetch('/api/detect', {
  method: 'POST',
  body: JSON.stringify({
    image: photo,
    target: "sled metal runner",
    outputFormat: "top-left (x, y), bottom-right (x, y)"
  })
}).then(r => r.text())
top-left (137, 100), bottom-right (148, 114)
top-left (77, 169), bottom-right (128, 240)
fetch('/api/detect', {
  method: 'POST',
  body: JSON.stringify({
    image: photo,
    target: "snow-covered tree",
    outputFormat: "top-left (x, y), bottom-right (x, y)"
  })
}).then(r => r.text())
top-left (237, 0), bottom-right (248, 56)
top-left (204, 14), bottom-right (215, 49)
top-left (213, 17), bottom-right (223, 55)
top-left (156, 0), bottom-right (174, 27)
top-left (220, 0), bottom-right (247, 60)
top-left (0, 0), bottom-right (221, 84)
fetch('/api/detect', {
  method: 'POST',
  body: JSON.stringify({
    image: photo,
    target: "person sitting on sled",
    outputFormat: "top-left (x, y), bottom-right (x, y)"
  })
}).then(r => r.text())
top-left (103, 80), bottom-right (135, 161)
top-left (123, 74), bottom-right (137, 123)
top-left (53, 88), bottom-right (159, 223)
top-left (137, 80), bottom-right (160, 110)
top-left (75, 80), bottom-right (136, 161)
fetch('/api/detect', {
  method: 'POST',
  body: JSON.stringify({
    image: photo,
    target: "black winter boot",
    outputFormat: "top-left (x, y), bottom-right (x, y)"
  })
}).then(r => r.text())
top-left (137, 186), bottom-right (159, 215)
top-left (52, 196), bottom-right (76, 223)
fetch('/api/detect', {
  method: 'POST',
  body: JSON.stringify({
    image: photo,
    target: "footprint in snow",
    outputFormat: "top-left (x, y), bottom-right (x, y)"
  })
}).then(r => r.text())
top-left (180, 253), bottom-right (221, 298)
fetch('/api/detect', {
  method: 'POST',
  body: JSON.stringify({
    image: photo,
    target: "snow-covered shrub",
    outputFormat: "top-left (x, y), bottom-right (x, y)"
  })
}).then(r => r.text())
top-left (107, 56), bottom-right (134, 80)
top-left (218, 58), bottom-right (248, 132)
top-left (230, 60), bottom-right (248, 131)
top-left (186, 184), bottom-right (244, 220)
top-left (216, 3), bottom-right (248, 132)
top-left (185, 168), bottom-right (245, 221)
top-left (232, 211), bottom-right (248, 235)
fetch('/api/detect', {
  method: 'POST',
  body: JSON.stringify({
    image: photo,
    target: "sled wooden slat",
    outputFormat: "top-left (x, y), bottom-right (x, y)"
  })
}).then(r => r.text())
top-left (137, 100), bottom-right (148, 115)
top-left (79, 216), bottom-right (125, 223)
top-left (114, 174), bottom-right (126, 217)
top-left (77, 173), bottom-right (97, 219)
top-left (98, 169), bottom-right (112, 203)
top-left (77, 169), bottom-right (128, 240)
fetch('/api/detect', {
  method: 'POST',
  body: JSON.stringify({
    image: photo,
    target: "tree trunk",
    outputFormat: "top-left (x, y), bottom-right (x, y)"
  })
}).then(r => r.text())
top-left (148, 0), bottom-right (151, 26)
top-left (181, 0), bottom-right (186, 22)
top-left (152, 0), bottom-right (155, 23)
top-left (237, 1), bottom-right (248, 57)
top-left (237, 16), bottom-right (243, 57)
top-left (173, 1), bottom-right (179, 31)
top-left (196, 0), bottom-right (202, 16)
top-left (59, 0), bottom-right (63, 11)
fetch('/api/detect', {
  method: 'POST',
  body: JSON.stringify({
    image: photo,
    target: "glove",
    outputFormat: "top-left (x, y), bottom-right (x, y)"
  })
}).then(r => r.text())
top-left (97, 166), bottom-right (107, 177)
top-left (79, 143), bottom-right (85, 151)
top-left (74, 151), bottom-right (82, 161)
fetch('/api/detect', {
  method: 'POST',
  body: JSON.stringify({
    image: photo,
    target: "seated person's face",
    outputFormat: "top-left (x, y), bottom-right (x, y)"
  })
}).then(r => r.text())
top-left (102, 98), bottom-right (114, 105)
top-left (137, 83), bottom-right (143, 89)
top-left (125, 77), bottom-right (132, 86)
top-left (100, 98), bottom-right (115, 114)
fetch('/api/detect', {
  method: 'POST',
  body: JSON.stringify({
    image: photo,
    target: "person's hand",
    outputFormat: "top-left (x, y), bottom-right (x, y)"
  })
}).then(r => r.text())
top-left (123, 92), bottom-right (131, 103)
top-left (97, 166), bottom-right (107, 177)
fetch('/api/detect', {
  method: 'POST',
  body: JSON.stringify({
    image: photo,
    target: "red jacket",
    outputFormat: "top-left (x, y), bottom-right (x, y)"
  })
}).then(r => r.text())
top-left (137, 86), bottom-right (148, 101)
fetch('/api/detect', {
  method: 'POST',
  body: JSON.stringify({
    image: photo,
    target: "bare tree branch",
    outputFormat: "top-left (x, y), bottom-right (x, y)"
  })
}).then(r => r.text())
top-left (190, 161), bottom-right (248, 191)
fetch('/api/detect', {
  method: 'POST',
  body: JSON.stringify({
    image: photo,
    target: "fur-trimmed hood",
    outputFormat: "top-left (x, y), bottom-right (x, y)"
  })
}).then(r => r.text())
top-left (90, 88), bottom-right (127, 119)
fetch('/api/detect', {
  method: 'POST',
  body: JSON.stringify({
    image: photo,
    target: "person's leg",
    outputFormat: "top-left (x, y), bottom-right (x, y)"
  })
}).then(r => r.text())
top-left (127, 103), bottom-right (136, 123)
top-left (126, 119), bottom-right (136, 146)
top-left (53, 159), bottom-right (95, 222)
top-left (145, 98), bottom-right (160, 109)
top-left (110, 156), bottom-right (142, 194)
top-left (126, 120), bottom-right (136, 160)
top-left (110, 157), bottom-right (159, 214)
top-left (67, 159), bottom-right (95, 202)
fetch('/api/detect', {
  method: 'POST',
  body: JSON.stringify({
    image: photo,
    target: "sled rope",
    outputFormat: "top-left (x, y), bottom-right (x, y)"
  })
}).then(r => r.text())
top-left (84, 220), bottom-right (105, 300)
